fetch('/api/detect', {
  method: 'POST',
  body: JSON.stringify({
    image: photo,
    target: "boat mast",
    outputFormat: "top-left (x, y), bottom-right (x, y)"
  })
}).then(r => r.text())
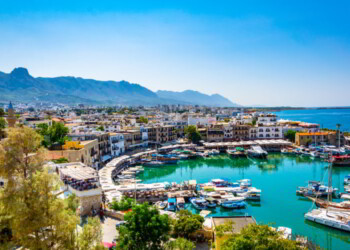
top-left (327, 161), bottom-right (333, 214)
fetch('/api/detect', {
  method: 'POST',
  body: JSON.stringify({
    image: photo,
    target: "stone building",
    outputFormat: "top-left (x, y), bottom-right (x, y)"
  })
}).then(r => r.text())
top-left (6, 102), bottom-right (16, 127)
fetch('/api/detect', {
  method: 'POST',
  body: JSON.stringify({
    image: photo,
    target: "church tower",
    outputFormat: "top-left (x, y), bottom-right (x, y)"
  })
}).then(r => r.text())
top-left (6, 102), bottom-right (16, 128)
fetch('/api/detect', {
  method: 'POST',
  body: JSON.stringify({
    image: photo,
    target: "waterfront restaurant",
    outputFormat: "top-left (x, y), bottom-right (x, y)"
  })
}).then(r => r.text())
top-left (57, 162), bottom-right (102, 215)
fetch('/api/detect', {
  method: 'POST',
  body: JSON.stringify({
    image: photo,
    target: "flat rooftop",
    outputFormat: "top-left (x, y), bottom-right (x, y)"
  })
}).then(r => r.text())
top-left (59, 163), bottom-right (98, 180)
top-left (212, 216), bottom-right (256, 234)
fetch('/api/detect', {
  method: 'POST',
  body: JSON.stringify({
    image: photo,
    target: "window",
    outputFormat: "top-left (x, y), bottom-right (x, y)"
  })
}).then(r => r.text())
top-left (259, 129), bottom-right (263, 132)
top-left (259, 134), bottom-right (263, 138)
top-left (266, 129), bottom-right (270, 132)
top-left (266, 134), bottom-right (270, 138)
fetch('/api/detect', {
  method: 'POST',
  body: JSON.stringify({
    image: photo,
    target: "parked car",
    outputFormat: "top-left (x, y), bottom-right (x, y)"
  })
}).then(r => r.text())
top-left (116, 220), bottom-right (127, 227)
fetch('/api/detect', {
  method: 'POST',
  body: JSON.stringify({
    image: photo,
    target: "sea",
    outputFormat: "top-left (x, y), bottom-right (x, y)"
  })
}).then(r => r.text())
top-left (274, 108), bottom-right (350, 131)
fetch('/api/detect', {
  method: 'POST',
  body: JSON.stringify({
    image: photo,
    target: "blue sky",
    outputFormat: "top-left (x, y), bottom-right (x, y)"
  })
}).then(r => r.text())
top-left (1, 1), bottom-right (350, 107)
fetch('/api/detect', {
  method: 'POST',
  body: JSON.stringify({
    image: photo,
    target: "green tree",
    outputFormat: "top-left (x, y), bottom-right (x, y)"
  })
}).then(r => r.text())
top-left (139, 116), bottom-right (149, 124)
top-left (0, 108), bottom-right (4, 117)
top-left (219, 224), bottom-right (302, 250)
top-left (164, 238), bottom-right (195, 250)
top-left (36, 121), bottom-right (69, 148)
top-left (173, 210), bottom-right (204, 239)
top-left (65, 193), bottom-right (80, 214)
top-left (184, 125), bottom-right (202, 144)
top-left (284, 130), bottom-right (297, 143)
top-left (97, 125), bottom-right (105, 131)
top-left (0, 127), bottom-right (106, 250)
top-left (0, 117), bottom-right (6, 137)
top-left (76, 217), bottom-right (106, 250)
top-left (117, 202), bottom-right (171, 250)
top-left (0, 127), bottom-right (78, 249)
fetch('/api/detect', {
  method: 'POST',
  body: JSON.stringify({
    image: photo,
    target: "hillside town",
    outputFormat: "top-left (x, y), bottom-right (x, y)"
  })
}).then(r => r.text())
top-left (1, 102), bottom-right (349, 169)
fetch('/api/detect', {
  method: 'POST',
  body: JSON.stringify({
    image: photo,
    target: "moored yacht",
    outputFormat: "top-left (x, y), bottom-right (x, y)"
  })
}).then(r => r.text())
top-left (305, 209), bottom-right (350, 232)
top-left (247, 146), bottom-right (268, 159)
top-left (190, 198), bottom-right (208, 210)
top-left (220, 197), bottom-right (246, 209)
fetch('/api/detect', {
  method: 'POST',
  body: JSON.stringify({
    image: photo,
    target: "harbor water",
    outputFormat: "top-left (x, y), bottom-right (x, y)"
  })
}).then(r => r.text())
top-left (139, 154), bottom-right (350, 250)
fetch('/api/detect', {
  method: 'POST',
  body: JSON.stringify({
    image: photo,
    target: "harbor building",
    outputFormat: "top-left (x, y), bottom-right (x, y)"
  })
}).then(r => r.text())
top-left (295, 132), bottom-right (337, 146)
top-left (57, 162), bottom-right (102, 216)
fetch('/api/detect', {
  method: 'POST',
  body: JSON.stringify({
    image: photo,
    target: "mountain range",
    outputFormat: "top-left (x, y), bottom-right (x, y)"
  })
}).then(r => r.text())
top-left (0, 68), bottom-right (240, 107)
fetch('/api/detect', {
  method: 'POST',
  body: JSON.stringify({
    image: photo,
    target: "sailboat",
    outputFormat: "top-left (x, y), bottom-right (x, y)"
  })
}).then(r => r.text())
top-left (304, 161), bottom-right (350, 232)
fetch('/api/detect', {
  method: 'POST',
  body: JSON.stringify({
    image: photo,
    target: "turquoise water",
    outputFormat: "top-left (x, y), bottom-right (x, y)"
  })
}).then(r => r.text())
top-left (138, 154), bottom-right (350, 250)
top-left (274, 108), bottom-right (350, 131)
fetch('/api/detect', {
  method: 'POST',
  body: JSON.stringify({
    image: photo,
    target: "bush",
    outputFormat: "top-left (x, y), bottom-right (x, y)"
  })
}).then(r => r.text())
top-left (173, 210), bottom-right (204, 239)
top-left (109, 197), bottom-right (134, 211)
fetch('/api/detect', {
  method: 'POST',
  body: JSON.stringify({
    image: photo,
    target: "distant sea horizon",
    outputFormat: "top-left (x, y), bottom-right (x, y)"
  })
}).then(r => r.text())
top-left (274, 108), bottom-right (350, 131)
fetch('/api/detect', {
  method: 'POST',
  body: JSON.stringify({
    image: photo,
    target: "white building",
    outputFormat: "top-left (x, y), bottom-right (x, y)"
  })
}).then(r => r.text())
top-left (250, 126), bottom-right (283, 139)
top-left (257, 113), bottom-right (278, 124)
top-left (109, 133), bottom-right (125, 157)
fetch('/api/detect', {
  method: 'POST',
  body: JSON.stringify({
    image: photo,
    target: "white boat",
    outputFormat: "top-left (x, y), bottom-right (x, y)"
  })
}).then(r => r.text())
top-left (304, 162), bottom-right (350, 232)
top-left (208, 149), bottom-right (220, 156)
top-left (340, 194), bottom-right (350, 200)
top-left (344, 175), bottom-right (350, 185)
top-left (277, 227), bottom-right (292, 240)
top-left (305, 209), bottom-right (350, 232)
top-left (238, 179), bottom-right (252, 188)
top-left (143, 161), bottom-right (164, 167)
top-left (247, 146), bottom-right (268, 159)
top-left (117, 175), bottom-right (134, 179)
top-left (155, 201), bottom-right (167, 210)
top-left (237, 188), bottom-right (261, 201)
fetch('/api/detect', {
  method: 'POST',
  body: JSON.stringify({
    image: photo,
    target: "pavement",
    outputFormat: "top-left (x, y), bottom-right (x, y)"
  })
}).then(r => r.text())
top-left (101, 216), bottom-right (119, 243)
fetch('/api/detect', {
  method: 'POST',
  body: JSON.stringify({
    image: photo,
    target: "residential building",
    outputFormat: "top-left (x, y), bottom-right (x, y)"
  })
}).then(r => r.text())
top-left (250, 125), bottom-right (283, 139)
top-left (47, 140), bottom-right (99, 169)
top-left (109, 133), bottom-right (125, 157)
top-left (207, 124), bottom-right (225, 142)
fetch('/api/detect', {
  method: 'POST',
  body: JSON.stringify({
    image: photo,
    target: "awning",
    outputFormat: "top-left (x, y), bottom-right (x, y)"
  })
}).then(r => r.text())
top-left (101, 155), bottom-right (112, 162)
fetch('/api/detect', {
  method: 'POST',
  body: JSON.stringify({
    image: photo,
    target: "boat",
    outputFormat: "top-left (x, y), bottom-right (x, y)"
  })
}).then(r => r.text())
top-left (155, 201), bottom-right (167, 210)
top-left (117, 175), bottom-right (134, 179)
top-left (296, 181), bottom-right (338, 198)
top-left (167, 198), bottom-right (177, 211)
top-left (340, 194), bottom-right (350, 200)
top-left (305, 209), bottom-right (350, 232)
top-left (176, 197), bottom-right (185, 210)
top-left (332, 155), bottom-right (350, 166)
top-left (220, 197), bottom-right (246, 209)
top-left (211, 179), bottom-right (229, 187)
top-left (344, 175), bottom-right (350, 185)
top-left (229, 147), bottom-right (246, 158)
top-left (304, 160), bottom-right (350, 232)
top-left (277, 227), bottom-right (292, 240)
top-left (238, 179), bottom-right (252, 188)
top-left (208, 149), bottom-right (220, 156)
top-left (237, 188), bottom-right (261, 201)
top-left (226, 148), bottom-right (236, 155)
top-left (247, 146), bottom-right (268, 159)
top-left (143, 161), bottom-right (164, 167)
top-left (190, 198), bottom-right (208, 210)
top-left (308, 197), bottom-right (350, 212)
top-left (205, 197), bottom-right (217, 208)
